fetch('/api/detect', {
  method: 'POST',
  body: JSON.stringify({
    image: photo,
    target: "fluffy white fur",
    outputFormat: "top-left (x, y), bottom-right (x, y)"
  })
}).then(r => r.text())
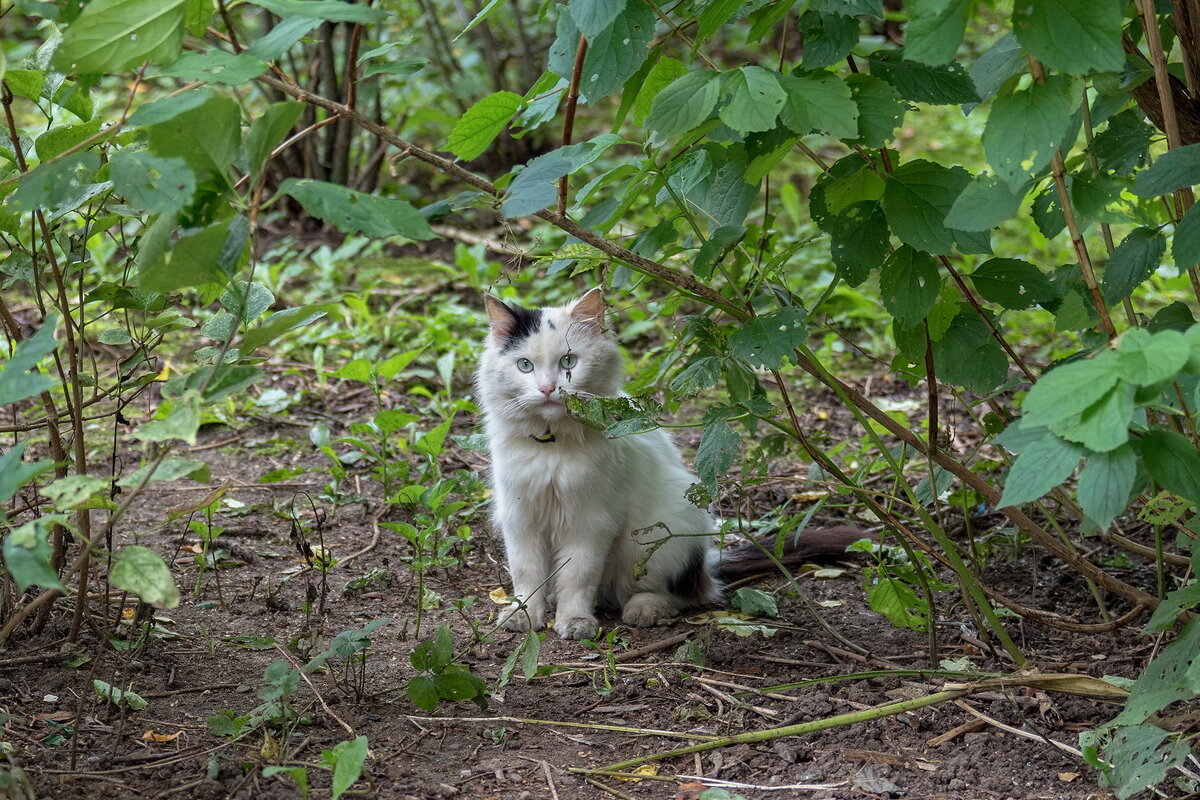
top-left (477, 288), bottom-right (721, 640)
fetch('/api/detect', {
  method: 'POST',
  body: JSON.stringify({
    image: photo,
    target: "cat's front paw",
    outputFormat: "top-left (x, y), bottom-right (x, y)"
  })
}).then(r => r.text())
top-left (554, 615), bottom-right (599, 640)
top-left (622, 593), bottom-right (676, 627)
top-left (500, 602), bottom-right (546, 632)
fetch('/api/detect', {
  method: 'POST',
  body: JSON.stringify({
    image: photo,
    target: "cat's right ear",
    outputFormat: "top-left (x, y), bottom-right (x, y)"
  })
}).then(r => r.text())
top-left (484, 295), bottom-right (518, 340)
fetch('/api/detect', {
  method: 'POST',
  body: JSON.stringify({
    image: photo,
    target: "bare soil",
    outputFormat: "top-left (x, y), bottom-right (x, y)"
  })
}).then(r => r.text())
top-left (7, 374), bottom-right (1161, 800)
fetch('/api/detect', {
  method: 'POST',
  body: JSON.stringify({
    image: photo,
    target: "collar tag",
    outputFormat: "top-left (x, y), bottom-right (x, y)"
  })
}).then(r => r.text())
top-left (530, 430), bottom-right (556, 443)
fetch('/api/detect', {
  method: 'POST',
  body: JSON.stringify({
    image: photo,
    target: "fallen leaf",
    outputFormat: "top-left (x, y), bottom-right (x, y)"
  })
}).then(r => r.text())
top-left (489, 587), bottom-right (510, 605)
top-left (121, 607), bottom-right (136, 620)
top-left (816, 599), bottom-right (844, 608)
top-left (675, 782), bottom-right (707, 800)
top-left (143, 729), bottom-right (182, 743)
top-left (180, 544), bottom-right (203, 555)
top-left (811, 568), bottom-right (846, 579)
top-left (614, 764), bottom-right (657, 783)
top-left (1058, 772), bottom-right (1080, 782)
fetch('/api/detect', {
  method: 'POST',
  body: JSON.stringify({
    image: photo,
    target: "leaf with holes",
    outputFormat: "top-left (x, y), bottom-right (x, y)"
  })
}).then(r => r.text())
top-left (729, 307), bottom-right (809, 370)
top-left (721, 66), bottom-right (786, 133)
top-left (969, 258), bottom-right (1055, 310)
top-left (54, 0), bottom-right (187, 74)
top-left (879, 246), bottom-right (940, 327)
top-left (983, 76), bottom-right (1077, 191)
top-left (110, 545), bottom-right (181, 608)
top-left (1012, 0), bottom-right (1124, 75)
top-left (695, 421), bottom-right (740, 496)
top-left (881, 159), bottom-right (971, 255)
top-left (644, 70), bottom-right (721, 137)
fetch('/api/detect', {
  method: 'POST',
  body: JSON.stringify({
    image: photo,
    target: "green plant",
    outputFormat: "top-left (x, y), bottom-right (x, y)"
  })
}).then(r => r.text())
top-left (263, 734), bottom-right (369, 800)
top-left (404, 623), bottom-right (488, 712)
top-left (308, 618), bottom-right (390, 703)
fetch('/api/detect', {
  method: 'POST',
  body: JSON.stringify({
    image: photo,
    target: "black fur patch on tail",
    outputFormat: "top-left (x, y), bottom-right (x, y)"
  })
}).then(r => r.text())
top-left (668, 545), bottom-right (714, 601)
top-left (716, 526), bottom-right (874, 582)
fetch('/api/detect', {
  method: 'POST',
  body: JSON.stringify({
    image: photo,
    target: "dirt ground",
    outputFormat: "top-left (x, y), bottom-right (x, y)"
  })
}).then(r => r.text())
top-left (5, 373), bottom-right (1167, 800)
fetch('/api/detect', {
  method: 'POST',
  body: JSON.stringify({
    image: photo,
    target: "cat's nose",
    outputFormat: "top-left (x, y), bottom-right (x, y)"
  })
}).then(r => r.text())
top-left (539, 383), bottom-right (556, 397)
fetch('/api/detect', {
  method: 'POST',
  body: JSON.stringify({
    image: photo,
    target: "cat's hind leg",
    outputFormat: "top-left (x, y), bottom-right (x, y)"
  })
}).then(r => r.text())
top-left (620, 538), bottom-right (718, 627)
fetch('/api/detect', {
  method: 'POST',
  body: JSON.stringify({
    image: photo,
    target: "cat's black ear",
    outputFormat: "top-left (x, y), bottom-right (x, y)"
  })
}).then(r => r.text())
top-left (570, 287), bottom-right (606, 329)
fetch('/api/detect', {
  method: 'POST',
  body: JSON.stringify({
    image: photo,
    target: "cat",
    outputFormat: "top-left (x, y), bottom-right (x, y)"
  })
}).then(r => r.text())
top-left (476, 287), bottom-right (868, 640)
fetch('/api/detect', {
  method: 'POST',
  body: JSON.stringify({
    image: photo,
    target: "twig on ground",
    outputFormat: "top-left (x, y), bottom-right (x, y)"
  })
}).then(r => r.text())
top-left (613, 631), bottom-right (691, 663)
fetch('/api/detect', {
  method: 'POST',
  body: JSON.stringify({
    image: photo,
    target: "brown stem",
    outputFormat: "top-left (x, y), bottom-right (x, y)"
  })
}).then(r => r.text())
top-left (938, 256), bottom-right (1038, 383)
top-left (559, 35), bottom-right (588, 216)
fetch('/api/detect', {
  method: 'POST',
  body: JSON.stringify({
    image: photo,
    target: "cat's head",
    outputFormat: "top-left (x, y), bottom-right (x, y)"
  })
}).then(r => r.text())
top-left (477, 288), bottom-right (623, 427)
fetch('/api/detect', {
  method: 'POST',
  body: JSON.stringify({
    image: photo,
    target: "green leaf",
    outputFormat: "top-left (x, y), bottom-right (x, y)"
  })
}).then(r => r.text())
top-left (145, 89), bottom-right (241, 181)
top-left (54, 0), bottom-right (187, 74)
top-left (110, 545), bottom-right (180, 608)
top-left (697, 0), bottom-right (743, 40)
top-left (1137, 430), bottom-right (1200, 505)
top-left (577, 0), bottom-right (654, 102)
top-left (879, 245), bottom-right (940, 328)
top-left (1012, 0), bottom-right (1124, 75)
top-left (644, 70), bottom-right (721, 138)
top-left (798, 11), bottom-right (859, 70)
top-left (110, 151), bottom-right (195, 214)
top-left (845, 73), bottom-right (906, 147)
top-left (137, 217), bottom-right (241, 292)
top-left (1174, 203), bottom-right (1200, 271)
top-left (377, 347), bottom-right (426, 380)
top-left (731, 587), bottom-right (779, 618)
top-left (969, 258), bottom-right (1055, 309)
top-left (43, 474), bottom-right (107, 510)
top-left (670, 356), bottom-right (722, 397)
top-left (904, 0), bottom-right (970, 66)
top-left (157, 50), bottom-right (269, 85)
top-left (826, 201), bottom-right (890, 285)
top-left (220, 281), bottom-right (274, 322)
top-left (117, 458), bottom-right (210, 487)
top-left (729, 307), bottom-right (808, 370)
top-left (1077, 445), bottom-right (1137, 529)
top-left (1089, 109), bottom-right (1154, 176)
top-left (334, 358), bottom-right (373, 383)
top-left (930, 312), bottom-right (1009, 392)
top-left (866, 576), bottom-right (926, 629)
top-left (241, 305), bottom-right (328, 354)
top-left (983, 76), bottom-right (1076, 191)
top-left (997, 432), bottom-right (1084, 507)
top-left (967, 33), bottom-right (1025, 110)
top-left (1116, 328), bottom-right (1190, 384)
top-left (414, 418), bottom-right (454, 459)
top-left (0, 313), bottom-right (58, 406)
top-left (326, 736), bottom-right (368, 800)
top-left (881, 159), bottom-right (971, 255)
top-left (1021, 352), bottom-right (1121, 428)
top-left (633, 56), bottom-right (687, 127)
top-left (262, 766), bottom-right (309, 800)
top-left (1092, 723), bottom-right (1192, 799)
top-left (1101, 227), bottom-right (1166, 305)
top-left (134, 391), bottom-right (201, 445)
top-left (501, 137), bottom-right (620, 217)
top-left (448, 91), bottom-right (522, 161)
top-left (1113, 616), bottom-right (1200, 726)
top-left (944, 174), bottom-right (1025, 232)
top-left (247, 0), bottom-right (385, 22)
top-left (9, 151), bottom-right (100, 216)
top-left (1132, 142), bottom-right (1200, 198)
top-left (779, 71), bottom-right (858, 139)
top-left (569, 0), bottom-right (625, 38)
top-left (696, 421), bottom-right (740, 496)
top-left (816, 0), bottom-right (883, 15)
top-left (0, 443), bottom-right (53, 507)
top-left (4, 516), bottom-right (68, 592)
top-left (280, 179), bottom-right (435, 240)
top-left (245, 101), bottom-right (304, 178)
top-left (721, 66), bottom-right (786, 133)
top-left (1051, 382), bottom-right (1134, 453)
top-left (693, 225), bottom-right (746, 280)
top-left (126, 90), bottom-right (211, 127)
top-left (866, 49), bottom-right (980, 105)
top-left (34, 119), bottom-right (101, 161)
top-left (93, 680), bottom-right (149, 711)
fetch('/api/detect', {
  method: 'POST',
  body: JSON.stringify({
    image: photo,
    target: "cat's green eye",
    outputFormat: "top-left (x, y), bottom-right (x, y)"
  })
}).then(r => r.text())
top-left (516, 358), bottom-right (534, 373)
top-left (559, 354), bottom-right (577, 370)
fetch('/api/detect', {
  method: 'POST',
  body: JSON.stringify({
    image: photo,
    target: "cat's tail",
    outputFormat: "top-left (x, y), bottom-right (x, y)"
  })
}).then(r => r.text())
top-left (714, 526), bottom-right (875, 582)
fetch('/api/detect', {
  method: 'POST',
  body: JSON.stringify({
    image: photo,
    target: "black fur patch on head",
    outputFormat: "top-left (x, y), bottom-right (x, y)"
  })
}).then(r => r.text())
top-left (498, 304), bottom-right (542, 352)
top-left (668, 546), bottom-right (713, 602)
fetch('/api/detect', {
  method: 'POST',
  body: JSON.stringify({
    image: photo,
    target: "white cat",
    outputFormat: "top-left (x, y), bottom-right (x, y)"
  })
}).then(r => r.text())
top-left (476, 288), bottom-right (720, 640)
top-left (476, 288), bottom-right (869, 640)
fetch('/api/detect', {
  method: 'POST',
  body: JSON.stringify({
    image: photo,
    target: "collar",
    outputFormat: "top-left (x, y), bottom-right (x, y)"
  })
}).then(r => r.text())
top-left (530, 430), bottom-right (556, 444)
